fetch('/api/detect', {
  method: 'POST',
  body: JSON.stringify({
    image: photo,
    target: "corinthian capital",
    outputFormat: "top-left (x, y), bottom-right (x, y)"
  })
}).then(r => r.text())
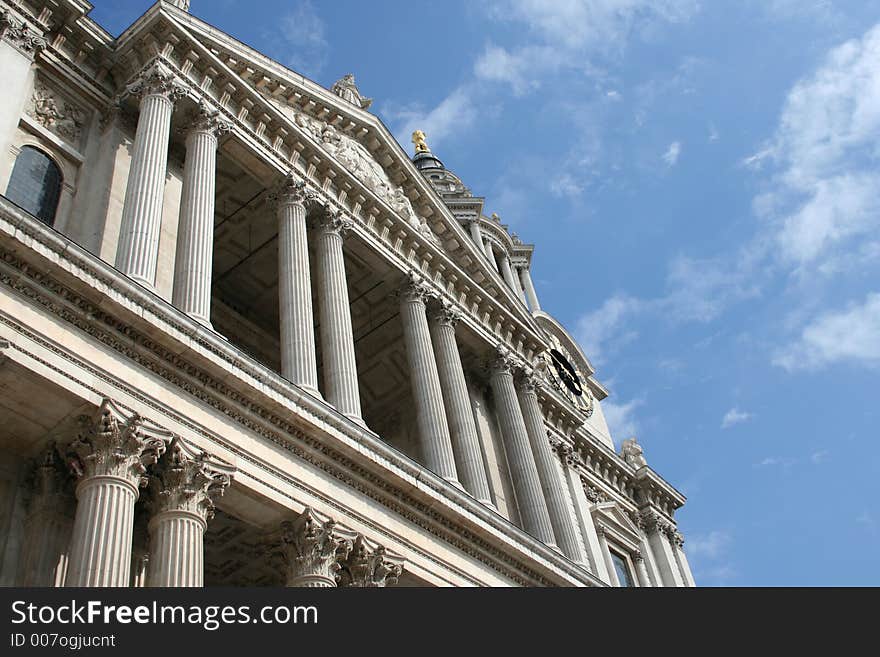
top-left (68, 399), bottom-right (168, 488)
top-left (148, 438), bottom-right (234, 523)
top-left (280, 508), bottom-right (351, 586)
top-left (397, 271), bottom-right (433, 305)
top-left (427, 299), bottom-right (460, 328)
top-left (184, 102), bottom-right (233, 137)
top-left (268, 172), bottom-right (318, 209)
top-left (126, 60), bottom-right (188, 102)
top-left (489, 345), bottom-right (520, 376)
top-left (313, 208), bottom-right (352, 236)
top-left (337, 535), bottom-right (404, 587)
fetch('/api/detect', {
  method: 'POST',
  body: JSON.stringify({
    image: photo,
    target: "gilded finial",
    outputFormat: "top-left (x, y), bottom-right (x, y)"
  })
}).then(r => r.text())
top-left (412, 130), bottom-right (429, 154)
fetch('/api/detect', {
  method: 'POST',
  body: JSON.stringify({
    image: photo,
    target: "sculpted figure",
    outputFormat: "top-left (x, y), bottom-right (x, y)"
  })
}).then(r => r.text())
top-left (621, 437), bottom-right (648, 469)
top-left (331, 73), bottom-right (372, 110)
top-left (412, 130), bottom-right (429, 153)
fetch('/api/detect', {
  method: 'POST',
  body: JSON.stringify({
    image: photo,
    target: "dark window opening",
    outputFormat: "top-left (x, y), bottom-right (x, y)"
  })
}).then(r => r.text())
top-left (6, 146), bottom-right (62, 226)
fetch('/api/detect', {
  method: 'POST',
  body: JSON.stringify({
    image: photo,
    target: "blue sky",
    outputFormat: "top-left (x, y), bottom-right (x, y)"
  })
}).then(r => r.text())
top-left (91, 1), bottom-right (880, 586)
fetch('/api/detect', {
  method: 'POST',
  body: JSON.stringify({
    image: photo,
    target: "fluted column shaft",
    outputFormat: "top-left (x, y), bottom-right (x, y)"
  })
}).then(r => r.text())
top-left (172, 108), bottom-right (228, 325)
top-left (635, 553), bottom-right (652, 587)
top-left (314, 213), bottom-right (362, 421)
top-left (521, 267), bottom-right (541, 312)
top-left (67, 476), bottom-right (138, 587)
top-left (483, 238), bottom-right (496, 266)
top-left (116, 68), bottom-right (181, 288)
top-left (596, 526), bottom-right (620, 586)
top-left (499, 252), bottom-right (520, 297)
top-left (148, 511), bottom-right (205, 587)
top-left (146, 438), bottom-right (232, 587)
top-left (518, 381), bottom-right (587, 563)
top-left (274, 178), bottom-right (319, 395)
top-left (399, 282), bottom-right (458, 483)
top-left (489, 357), bottom-right (556, 545)
top-left (468, 219), bottom-right (483, 249)
top-left (428, 307), bottom-right (492, 501)
top-left (511, 266), bottom-right (528, 305)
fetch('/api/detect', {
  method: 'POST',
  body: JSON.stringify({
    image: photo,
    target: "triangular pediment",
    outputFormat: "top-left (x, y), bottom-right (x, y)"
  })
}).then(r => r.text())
top-left (593, 502), bottom-right (642, 550)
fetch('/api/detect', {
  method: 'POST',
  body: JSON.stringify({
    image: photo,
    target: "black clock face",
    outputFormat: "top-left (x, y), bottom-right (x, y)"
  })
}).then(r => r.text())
top-left (549, 348), bottom-right (583, 397)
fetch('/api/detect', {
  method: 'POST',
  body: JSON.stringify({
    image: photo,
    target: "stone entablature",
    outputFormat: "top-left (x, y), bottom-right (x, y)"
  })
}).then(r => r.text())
top-left (0, 198), bottom-right (603, 587)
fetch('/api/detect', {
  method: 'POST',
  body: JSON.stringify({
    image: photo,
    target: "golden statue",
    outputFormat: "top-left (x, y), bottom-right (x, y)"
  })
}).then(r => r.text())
top-left (411, 130), bottom-right (429, 154)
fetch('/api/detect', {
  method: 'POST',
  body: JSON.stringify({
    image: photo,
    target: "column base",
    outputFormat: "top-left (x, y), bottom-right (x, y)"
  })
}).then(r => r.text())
top-left (127, 274), bottom-right (156, 291)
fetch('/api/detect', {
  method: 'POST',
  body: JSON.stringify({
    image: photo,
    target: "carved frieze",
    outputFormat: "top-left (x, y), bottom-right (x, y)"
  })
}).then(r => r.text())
top-left (26, 78), bottom-right (87, 144)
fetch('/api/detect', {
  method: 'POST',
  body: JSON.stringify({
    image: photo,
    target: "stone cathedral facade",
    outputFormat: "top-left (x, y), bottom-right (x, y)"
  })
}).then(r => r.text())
top-left (0, 0), bottom-right (695, 587)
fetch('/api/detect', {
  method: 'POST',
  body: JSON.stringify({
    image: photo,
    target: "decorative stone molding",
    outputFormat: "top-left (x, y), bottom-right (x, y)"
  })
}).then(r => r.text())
top-left (67, 399), bottom-right (167, 489)
top-left (313, 208), bottom-right (352, 236)
top-left (280, 508), bottom-right (352, 587)
top-left (489, 345), bottom-right (520, 377)
top-left (633, 550), bottom-right (644, 563)
top-left (26, 79), bottom-right (87, 144)
top-left (268, 172), bottom-right (318, 209)
top-left (125, 60), bottom-right (188, 102)
top-left (330, 74), bottom-right (372, 110)
top-left (337, 535), bottom-right (404, 587)
top-left (638, 509), bottom-right (675, 538)
top-left (148, 438), bottom-right (234, 522)
top-left (183, 101), bottom-right (233, 138)
top-left (672, 531), bottom-right (685, 549)
top-left (0, 10), bottom-right (47, 56)
top-left (621, 437), bottom-right (648, 469)
top-left (427, 300), bottom-right (460, 328)
top-left (583, 482), bottom-right (604, 504)
top-left (397, 271), bottom-right (433, 304)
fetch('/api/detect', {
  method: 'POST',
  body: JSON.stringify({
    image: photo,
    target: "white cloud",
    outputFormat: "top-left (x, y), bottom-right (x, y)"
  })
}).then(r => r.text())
top-left (773, 292), bottom-right (880, 371)
top-left (575, 294), bottom-right (644, 363)
top-left (754, 456), bottom-right (797, 468)
top-left (662, 141), bottom-right (681, 166)
top-left (661, 254), bottom-right (759, 323)
top-left (756, 23), bottom-right (880, 269)
top-left (277, 0), bottom-right (327, 77)
top-left (687, 530), bottom-right (731, 559)
top-left (721, 408), bottom-right (752, 429)
top-left (810, 449), bottom-right (829, 464)
top-left (601, 397), bottom-right (643, 444)
top-left (388, 86), bottom-right (479, 153)
top-left (550, 172), bottom-right (584, 197)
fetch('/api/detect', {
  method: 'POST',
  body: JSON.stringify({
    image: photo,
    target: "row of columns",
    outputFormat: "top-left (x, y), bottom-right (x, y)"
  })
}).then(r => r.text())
top-left (20, 402), bottom-right (405, 587)
top-left (22, 399), bottom-right (234, 587)
top-left (466, 218), bottom-right (542, 312)
top-left (113, 60), bottom-right (365, 425)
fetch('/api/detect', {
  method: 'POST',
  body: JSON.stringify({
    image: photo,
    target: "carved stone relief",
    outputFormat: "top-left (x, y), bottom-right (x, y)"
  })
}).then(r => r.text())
top-left (26, 78), bottom-right (88, 145)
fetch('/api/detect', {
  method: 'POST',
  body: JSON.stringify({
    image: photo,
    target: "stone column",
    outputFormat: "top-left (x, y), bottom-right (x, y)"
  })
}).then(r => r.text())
top-left (488, 349), bottom-right (556, 546)
top-left (595, 524), bottom-right (620, 586)
top-left (483, 238), bottom-right (496, 265)
top-left (16, 444), bottom-right (74, 586)
top-left (65, 400), bottom-right (168, 587)
top-left (280, 508), bottom-right (351, 587)
top-left (520, 267), bottom-right (541, 312)
top-left (634, 550), bottom-right (652, 587)
top-left (499, 252), bottom-right (520, 295)
top-left (511, 265), bottom-right (529, 305)
top-left (147, 438), bottom-right (233, 587)
top-left (467, 218), bottom-right (483, 249)
top-left (516, 377), bottom-right (587, 561)
top-left (129, 511), bottom-right (150, 588)
top-left (672, 531), bottom-right (697, 587)
top-left (539, 438), bottom-right (589, 566)
top-left (116, 62), bottom-right (186, 288)
top-left (337, 535), bottom-right (404, 587)
top-left (641, 510), bottom-right (685, 587)
top-left (399, 276), bottom-right (458, 484)
top-left (428, 303), bottom-right (492, 502)
top-left (172, 103), bottom-right (231, 326)
top-left (270, 174), bottom-right (320, 395)
top-left (313, 210), bottom-right (362, 422)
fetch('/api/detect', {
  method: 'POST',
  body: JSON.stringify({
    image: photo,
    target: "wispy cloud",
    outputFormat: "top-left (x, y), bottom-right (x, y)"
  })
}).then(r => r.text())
top-left (662, 141), bottom-right (682, 166)
top-left (275, 0), bottom-right (328, 77)
top-left (576, 294), bottom-right (644, 363)
top-left (687, 530), bottom-right (736, 585)
top-left (721, 408), bottom-right (753, 429)
top-left (601, 397), bottom-right (643, 445)
top-left (386, 86), bottom-right (480, 154)
top-left (687, 530), bottom-right (732, 559)
top-left (773, 292), bottom-right (880, 371)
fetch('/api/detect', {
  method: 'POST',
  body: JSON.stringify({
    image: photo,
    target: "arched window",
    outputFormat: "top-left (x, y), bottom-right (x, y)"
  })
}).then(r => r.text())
top-left (5, 146), bottom-right (62, 226)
